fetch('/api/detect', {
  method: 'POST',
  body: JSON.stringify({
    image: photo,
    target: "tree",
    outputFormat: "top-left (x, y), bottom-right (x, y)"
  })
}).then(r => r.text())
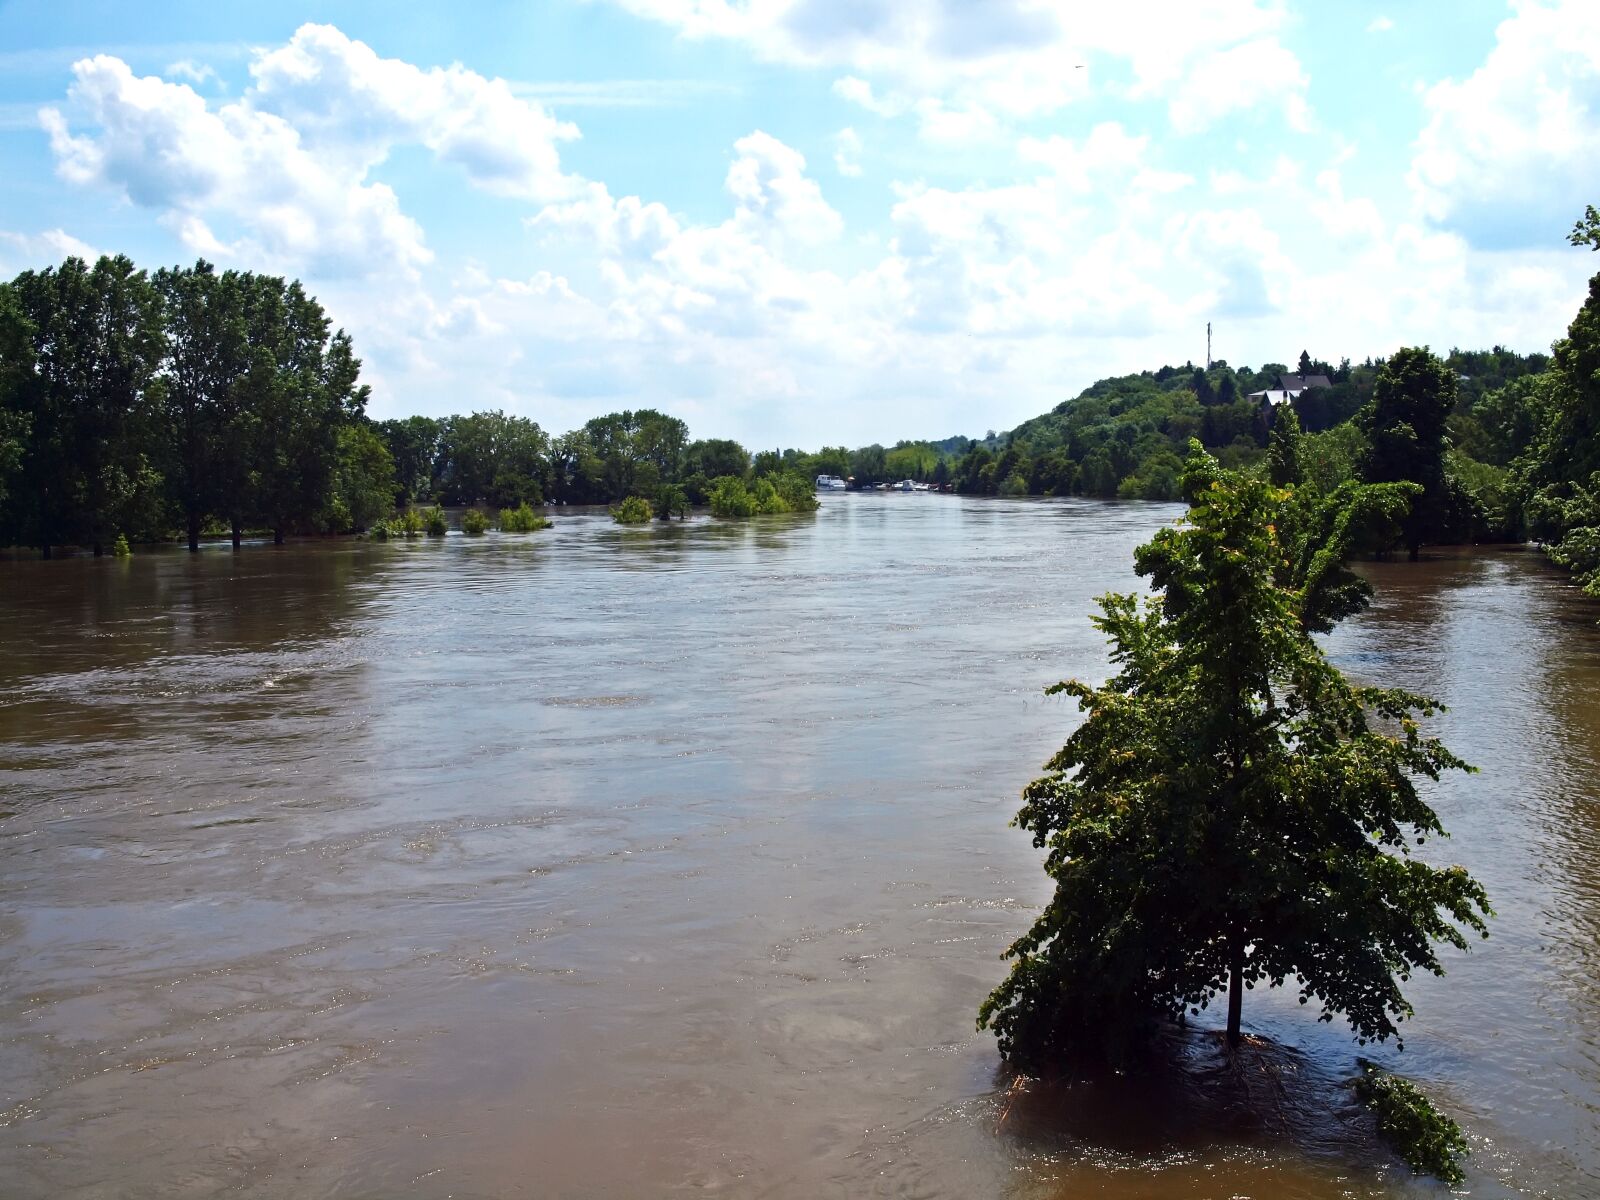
top-left (156, 261), bottom-right (250, 551)
top-left (684, 437), bottom-right (750, 481)
top-left (1570, 203), bottom-right (1600, 252)
top-left (7, 256), bottom-right (164, 556)
top-left (326, 424), bottom-right (397, 531)
top-left (1357, 347), bottom-right (1457, 559)
top-left (978, 446), bottom-right (1489, 1071)
top-left (376, 415), bottom-right (443, 506)
top-left (1266, 403), bottom-right (1303, 487)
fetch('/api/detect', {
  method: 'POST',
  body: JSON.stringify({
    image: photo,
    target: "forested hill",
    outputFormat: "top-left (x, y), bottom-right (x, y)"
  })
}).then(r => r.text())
top-left (940, 348), bottom-right (1550, 503)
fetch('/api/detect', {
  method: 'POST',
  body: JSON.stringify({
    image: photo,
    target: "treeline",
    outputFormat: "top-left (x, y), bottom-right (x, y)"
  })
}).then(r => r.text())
top-left (1484, 209), bottom-right (1600, 592)
top-left (0, 256), bottom-right (825, 556)
top-left (0, 257), bottom-right (368, 556)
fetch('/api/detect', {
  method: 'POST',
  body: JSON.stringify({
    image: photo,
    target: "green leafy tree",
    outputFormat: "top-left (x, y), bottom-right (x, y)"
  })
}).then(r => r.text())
top-left (610, 494), bottom-right (653, 524)
top-left (1570, 203), bottom-right (1600, 251)
top-left (684, 437), bottom-right (750, 481)
top-left (979, 446), bottom-right (1489, 1071)
top-left (1357, 347), bottom-right (1457, 559)
top-left (7, 256), bottom-right (165, 556)
top-left (155, 261), bottom-right (250, 551)
top-left (376, 414), bottom-right (444, 506)
top-left (326, 424), bottom-right (397, 532)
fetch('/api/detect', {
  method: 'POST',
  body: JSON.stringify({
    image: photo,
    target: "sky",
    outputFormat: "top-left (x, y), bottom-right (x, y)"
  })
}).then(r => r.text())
top-left (1, 1), bottom-right (1597, 448)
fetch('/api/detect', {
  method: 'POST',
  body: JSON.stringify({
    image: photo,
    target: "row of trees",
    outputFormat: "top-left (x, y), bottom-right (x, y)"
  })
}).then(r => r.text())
top-left (0, 257), bottom-right (841, 556)
top-left (0, 258), bottom-right (370, 556)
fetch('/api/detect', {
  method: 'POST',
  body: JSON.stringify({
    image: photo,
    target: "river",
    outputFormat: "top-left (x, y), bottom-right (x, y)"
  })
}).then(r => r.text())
top-left (1, 493), bottom-right (1596, 1198)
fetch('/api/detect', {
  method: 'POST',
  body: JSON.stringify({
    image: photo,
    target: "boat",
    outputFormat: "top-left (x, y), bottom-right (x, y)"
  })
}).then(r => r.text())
top-left (815, 474), bottom-right (849, 491)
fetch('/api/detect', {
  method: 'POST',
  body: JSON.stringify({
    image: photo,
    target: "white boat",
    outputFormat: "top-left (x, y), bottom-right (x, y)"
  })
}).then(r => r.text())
top-left (815, 474), bottom-right (848, 491)
top-left (894, 479), bottom-right (916, 491)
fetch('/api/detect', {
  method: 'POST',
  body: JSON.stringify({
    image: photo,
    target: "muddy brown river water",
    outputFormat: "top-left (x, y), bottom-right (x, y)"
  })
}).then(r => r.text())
top-left (1, 493), bottom-right (1598, 1198)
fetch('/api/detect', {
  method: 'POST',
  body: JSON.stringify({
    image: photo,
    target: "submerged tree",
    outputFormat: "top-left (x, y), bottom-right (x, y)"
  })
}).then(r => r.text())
top-left (1356, 347), bottom-right (1457, 560)
top-left (979, 445), bottom-right (1489, 1073)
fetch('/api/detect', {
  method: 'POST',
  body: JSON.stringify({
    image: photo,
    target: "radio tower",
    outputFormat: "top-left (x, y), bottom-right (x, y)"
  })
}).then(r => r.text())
top-left (1206, 321), bottom-right (1212, 370)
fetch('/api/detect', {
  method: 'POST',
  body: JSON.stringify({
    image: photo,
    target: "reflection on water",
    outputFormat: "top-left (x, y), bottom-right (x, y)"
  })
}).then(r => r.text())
top-left (1, 500), bottom-right (1597, 1198)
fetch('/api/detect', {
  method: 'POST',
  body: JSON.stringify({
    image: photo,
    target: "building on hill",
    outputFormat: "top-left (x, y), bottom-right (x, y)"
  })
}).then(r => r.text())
top-left (1247, 372), bottom-right (1333, 401)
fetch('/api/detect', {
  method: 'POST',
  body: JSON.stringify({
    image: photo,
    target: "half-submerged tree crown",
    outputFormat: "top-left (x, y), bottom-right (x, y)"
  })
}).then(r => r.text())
top-left (979, 443), bottom-right (1490, 1073)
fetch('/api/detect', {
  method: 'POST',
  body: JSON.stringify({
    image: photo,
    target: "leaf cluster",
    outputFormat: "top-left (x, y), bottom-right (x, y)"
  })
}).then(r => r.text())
top-left (1354, 1060), bottom-right (1470, 1184)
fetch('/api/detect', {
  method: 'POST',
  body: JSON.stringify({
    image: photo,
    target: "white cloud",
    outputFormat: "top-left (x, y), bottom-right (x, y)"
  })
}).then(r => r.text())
top-left (1367, 16), bottom-right (1395, 33)
top-left (165, 59), bottom-right (220, 87)
top-left (1168, 37), bottom-right (1310, 135)
top-left (833, 126), bottom-right (862, 176)
top-left (620, 0), bottom-right (1308, 137)
top-left (0, 228), bottom-right (101, 276)
top-left (40, 24), bottom-right (586, 277)
top-left (40, 53), bottom-right (433, 277)
top-left (1411, 0), bottom-right (1600, 248)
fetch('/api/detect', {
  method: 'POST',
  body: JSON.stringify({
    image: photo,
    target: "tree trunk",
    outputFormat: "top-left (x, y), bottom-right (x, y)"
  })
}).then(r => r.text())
top-left (231, 523), bottom-right (242, 550)
top-left (1408, 541), bottom-right (1421, 562)
top-left (188, 513), bottom-right (201, 553)
top-left (273, 526), bottom-right (284, 546)
top-left (92, 542), bottom-right (103, 558)
top-left (1226, 933), bottom-right (1244, 1047)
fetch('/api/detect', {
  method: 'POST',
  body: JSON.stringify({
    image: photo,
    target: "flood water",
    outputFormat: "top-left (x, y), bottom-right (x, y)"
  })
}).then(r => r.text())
top-left (1, 494), bottom-right (1597, 1198)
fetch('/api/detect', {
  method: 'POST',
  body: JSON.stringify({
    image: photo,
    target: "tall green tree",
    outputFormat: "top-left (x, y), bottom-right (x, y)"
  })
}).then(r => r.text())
top-left (979, 446), bottom-right (1488, 1069)
top-left (7, 256), bottom-right (165, 556)
top-left (156, 261), bottom-right (250, 551)
top-left (1357, 347), bottom-right (1457, 559)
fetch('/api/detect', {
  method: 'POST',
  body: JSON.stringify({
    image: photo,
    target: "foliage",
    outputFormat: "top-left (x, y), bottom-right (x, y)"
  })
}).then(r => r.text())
top-left (654, 483), bottom-right (690, 520)
top-left (499, 502), bottom-right (550, 533)
top-left (1354, 1061), bottom-right (1470, 1184)
top-left (978, 446), bottom-right (1489, 1073)
top-left (112, 532), bottom-right (131, 557)
top-left (328, 423), bottom-right (397, 532)
top-left (1570, 203), bottom-right (1600, 252)
top-left (395, 507), bottom-right (425, 538)
top-left (708, 475), bottom-right (759, 517)
top-left (367, 518), bottom-right (393, 541)
top-left (422, 505), bottom-right (448, 536)
top-left (611, 494), bottom-right (654, 524)
top-left (461, 507), bottom-right (490, 535)
top-left (1356, 347), bottom-right (1457, 559)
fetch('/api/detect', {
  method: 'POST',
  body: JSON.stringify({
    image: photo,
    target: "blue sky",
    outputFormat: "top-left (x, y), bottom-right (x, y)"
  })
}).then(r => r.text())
top-left (2, 1), bottom-right (1596, 447)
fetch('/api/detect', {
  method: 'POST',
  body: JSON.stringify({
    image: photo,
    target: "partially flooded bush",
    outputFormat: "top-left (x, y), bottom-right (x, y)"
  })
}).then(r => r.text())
top-left (112, 532), bottom-right (131, 557)
top-left (611, 495), bottom-right (654, 524)
top-left (422, 506), bottom-right (448, 536)
top-left (395, 508), bottom-right (425, 537)
top-left (461, 508), bottom-right (490, 535)
top-left (499, 502), bottom-right (551, 533)
top-left (710, 471), bottom-right (818, 517)
top-left (1354, 1061), bottom-right (1469, 1184)
top-left (708, 476), bottom-right (758, 517)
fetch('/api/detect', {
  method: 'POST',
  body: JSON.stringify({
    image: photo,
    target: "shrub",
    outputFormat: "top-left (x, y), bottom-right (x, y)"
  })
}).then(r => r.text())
top-left (461, 508), bottom-right (490, 535)
top-left (611, 495), bottom-right (654, 524)
top-left (708, 475), bottom-right (758, 517)
top-left (655, 483), bottom-right (690, 521)
top-left (1354, 1062), bottom-right (1470, 1184)
top-left (112, 532), bottom-right (131, 557)
top-left (369, 520), bottom-right (394, 541)
top-left (769, 470), bottom-right (820, 512)
top-left (499, 502), bottom-right (551, 533)
top-left (422, 506), bottom-right (448, 536)
top-left (395, 508), bottom-right (425, 537)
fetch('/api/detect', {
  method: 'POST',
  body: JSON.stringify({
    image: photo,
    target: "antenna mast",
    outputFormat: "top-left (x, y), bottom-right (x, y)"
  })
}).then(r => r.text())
top-left (1206, 321), bottom-right (1212, 370)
